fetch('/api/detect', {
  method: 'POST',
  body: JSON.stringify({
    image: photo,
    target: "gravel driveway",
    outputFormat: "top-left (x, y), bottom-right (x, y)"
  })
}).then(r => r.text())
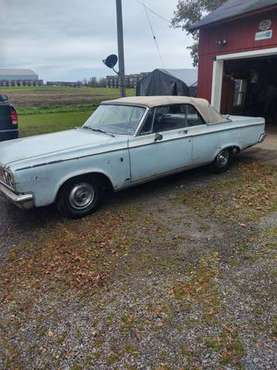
top-left (0, 149), bottom-right (276, 369)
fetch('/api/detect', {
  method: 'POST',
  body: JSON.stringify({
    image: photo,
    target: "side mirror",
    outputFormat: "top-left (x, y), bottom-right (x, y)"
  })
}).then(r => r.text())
top-left (154, 133), bottom-right (163, 142)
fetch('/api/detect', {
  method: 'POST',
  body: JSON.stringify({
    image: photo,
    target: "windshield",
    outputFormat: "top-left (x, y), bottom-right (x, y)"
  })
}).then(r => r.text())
top-left (83, 104), bottom-right (146, 135)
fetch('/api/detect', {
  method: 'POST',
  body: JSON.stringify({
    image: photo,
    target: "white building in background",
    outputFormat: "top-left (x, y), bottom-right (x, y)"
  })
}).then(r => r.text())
top-left (0, 69), bottom-right (43, 86)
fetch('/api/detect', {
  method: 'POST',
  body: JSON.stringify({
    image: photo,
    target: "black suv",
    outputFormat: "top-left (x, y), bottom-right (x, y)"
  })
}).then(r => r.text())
top-left (0, 95), bottom-right (18, 142)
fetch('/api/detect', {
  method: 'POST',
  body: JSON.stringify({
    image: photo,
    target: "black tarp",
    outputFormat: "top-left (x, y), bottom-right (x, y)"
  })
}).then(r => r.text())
top-left (136, 68), bottom-right (198, 97)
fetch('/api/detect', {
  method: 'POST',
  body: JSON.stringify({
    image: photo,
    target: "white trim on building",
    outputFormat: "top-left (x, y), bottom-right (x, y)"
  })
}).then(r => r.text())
top-left (211, 47), bottom-right (277, 111)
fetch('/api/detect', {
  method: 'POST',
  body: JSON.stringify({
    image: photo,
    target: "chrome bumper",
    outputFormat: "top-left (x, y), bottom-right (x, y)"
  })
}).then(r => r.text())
top-left (258, 133), bottom-right (266, 143)
top-left (0, 182), bottom-right (34, 209)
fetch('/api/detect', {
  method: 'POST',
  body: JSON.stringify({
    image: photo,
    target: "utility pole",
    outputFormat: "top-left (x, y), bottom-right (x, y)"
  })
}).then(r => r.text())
top-left (116, 0), bottom-right (126, 97)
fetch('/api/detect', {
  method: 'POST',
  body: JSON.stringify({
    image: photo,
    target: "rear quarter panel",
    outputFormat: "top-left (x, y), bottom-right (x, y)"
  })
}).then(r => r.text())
top-left (190, 116), bottom-right (265, 165)
top-left (224, 116), bottom-right (265, 150)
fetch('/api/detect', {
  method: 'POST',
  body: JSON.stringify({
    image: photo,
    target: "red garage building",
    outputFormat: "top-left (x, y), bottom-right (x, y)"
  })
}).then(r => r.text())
top-left (191, 0), bottom-right (277, 125)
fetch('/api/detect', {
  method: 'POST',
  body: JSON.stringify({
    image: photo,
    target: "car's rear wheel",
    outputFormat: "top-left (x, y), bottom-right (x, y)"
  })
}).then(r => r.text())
top-left (57, 177), bottom-right (102, 218)
top-left (211, 148), bottom-right (232, 173)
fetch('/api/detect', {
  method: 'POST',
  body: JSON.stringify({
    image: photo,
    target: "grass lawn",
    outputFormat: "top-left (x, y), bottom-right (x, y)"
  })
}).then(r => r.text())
top-left (19, 109), bottom-right (93, 137)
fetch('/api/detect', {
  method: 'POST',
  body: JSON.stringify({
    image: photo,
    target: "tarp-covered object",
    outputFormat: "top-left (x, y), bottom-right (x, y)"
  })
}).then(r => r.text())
top-left (136, 68), bottom-right (198, 97)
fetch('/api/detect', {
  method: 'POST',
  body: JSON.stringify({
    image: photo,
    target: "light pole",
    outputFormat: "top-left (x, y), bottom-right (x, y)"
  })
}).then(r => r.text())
top-left (116, 0), bottom-right (126, 97)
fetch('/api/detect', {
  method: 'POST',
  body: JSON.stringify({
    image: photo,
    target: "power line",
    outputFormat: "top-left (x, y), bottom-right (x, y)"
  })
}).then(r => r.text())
top-left (141, 1), bottom-right (164, 66)
top-left (136, 0), bottom-right (170, 23)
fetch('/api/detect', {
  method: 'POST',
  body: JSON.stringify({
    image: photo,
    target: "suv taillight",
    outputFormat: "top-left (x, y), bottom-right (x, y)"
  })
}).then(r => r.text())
top-left (10, 108), bottom-right (18, 125)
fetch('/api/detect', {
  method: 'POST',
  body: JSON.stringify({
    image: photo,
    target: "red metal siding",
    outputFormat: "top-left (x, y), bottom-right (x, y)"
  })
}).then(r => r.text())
top-left (197, 7), bottom-right (277, 102)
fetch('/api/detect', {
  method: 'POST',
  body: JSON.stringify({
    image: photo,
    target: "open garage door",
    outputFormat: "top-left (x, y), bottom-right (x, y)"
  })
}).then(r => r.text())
top-left (221, 55), bottom-right (277, 127)
top-left (211, 47), bottom-right (277, 131)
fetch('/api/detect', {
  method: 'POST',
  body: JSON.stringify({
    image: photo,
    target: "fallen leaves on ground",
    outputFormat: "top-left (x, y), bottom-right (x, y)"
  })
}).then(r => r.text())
top-left (0, 209), bottom-right (136, 304)
top-left (171, 252), bottom-right (221, 321)
top-left (184, 162), bottom-right (277, 223)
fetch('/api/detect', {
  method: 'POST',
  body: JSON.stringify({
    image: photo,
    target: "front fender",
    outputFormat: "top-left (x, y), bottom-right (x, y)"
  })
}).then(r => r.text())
top-left (20, 148), bottom-right (130, 207)
top-left (53, 167), bottom-right (115, 200)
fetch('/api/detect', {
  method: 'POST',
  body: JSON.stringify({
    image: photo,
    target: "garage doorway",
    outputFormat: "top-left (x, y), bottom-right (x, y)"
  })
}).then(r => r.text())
top-left (221, 56), bottom-right (277, 126)
top-left (211, 47), bottom-right (277, 130)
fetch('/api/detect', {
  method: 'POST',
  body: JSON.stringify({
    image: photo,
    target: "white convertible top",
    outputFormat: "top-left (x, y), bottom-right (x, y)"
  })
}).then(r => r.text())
top-left (102, 96), bottom-right (225, 124)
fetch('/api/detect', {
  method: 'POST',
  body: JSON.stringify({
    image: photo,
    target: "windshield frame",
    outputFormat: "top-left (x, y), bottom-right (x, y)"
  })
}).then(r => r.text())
top-left (83, 103), bottom-right (149, 137)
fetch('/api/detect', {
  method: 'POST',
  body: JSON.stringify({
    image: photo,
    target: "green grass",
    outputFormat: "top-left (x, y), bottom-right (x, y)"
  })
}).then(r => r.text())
top-left (19, 109), bottom-right (93, 137)
top-left (17, 104), bottom-right (96, 115)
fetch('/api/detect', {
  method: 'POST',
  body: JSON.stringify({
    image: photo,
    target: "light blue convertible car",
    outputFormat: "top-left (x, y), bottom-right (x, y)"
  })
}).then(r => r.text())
top-left (0, 96), bottom-right (265, 218)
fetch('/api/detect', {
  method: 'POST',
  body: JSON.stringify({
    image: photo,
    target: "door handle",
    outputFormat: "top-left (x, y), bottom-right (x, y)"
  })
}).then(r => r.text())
top-left (179, 129), bottom-right (188, 135)
top-left (154, 133), bottom-right (163, 142)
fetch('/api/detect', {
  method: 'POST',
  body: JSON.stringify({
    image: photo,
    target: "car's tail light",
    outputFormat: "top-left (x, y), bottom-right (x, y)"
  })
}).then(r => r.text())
top-left (10, 108), bottom-right (18, 125)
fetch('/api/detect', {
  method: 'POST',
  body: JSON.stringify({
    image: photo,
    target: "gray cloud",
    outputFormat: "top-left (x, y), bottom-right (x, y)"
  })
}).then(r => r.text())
top-left (0, 0), bottom-right (193, 81)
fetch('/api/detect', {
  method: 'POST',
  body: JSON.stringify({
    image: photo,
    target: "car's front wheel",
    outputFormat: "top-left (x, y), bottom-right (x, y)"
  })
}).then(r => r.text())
top-left (57, 177), bottom-right (102, 218)
top-left (211, 148), bottom-right (232, 173)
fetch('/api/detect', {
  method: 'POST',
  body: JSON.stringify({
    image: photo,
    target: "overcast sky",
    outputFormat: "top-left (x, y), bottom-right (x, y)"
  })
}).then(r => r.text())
top-left (0, 0), bottom-right (193, 81)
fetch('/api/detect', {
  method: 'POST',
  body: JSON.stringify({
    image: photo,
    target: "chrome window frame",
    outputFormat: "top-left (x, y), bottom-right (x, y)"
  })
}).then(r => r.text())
top-left (134, 107), bottom-right (151, 136)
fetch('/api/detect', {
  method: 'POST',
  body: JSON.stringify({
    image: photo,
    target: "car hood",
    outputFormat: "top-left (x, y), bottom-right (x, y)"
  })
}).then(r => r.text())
top-left (0, 128), bottom-right (125, 169)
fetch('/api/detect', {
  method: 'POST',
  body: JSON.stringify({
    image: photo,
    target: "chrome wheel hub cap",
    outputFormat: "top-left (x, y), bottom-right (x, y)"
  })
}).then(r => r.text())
top-left (216, 150), bottom-right (229, 167)
top-left (69, 183), bottom-right (95, 210)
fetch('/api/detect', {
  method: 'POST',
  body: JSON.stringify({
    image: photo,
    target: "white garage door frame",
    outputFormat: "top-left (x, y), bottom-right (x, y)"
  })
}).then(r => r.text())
top-left (211, 47), bottom-right (277, 112)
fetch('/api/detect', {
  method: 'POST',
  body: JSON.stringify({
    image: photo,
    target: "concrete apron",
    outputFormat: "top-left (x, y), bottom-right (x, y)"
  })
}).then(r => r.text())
top-left (242, 126), bottom-right (277, 166)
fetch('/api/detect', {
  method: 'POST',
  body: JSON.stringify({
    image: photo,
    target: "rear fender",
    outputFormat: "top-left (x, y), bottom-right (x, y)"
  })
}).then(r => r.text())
top-left (214, 144), bottom-right (241, 159)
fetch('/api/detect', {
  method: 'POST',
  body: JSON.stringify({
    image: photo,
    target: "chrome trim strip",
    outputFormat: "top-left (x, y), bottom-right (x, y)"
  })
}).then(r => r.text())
top-left (0, 129), bottom-right (18, 133)
top-left (0, 179), bottom-right (15, 192)
top-left (258, 133), bottom-right (266, 143)
top-left (16, 147), bottom-right (126, 171)
top-left (134, 107), bottom-right (150, 136)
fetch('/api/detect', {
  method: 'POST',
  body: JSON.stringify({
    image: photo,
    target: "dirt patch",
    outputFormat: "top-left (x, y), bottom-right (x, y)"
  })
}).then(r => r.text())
top-left (8, 92), bottom-right (106, 108)
top-left (4, 87), bottom-right (132, 108)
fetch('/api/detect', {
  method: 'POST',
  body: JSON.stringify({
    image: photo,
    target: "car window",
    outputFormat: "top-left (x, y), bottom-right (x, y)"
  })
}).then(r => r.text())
top-left (153, 105), bottom-right (186, 132)
top-left (84, 105), bottom-right (145, 135)
top-left (186, 105), bottom-right (205, 127)
top-left (140, 109), bottom-right (154, 135)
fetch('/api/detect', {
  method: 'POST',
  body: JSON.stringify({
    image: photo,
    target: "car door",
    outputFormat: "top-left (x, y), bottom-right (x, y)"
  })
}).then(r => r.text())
top-left (184, 104), bottom-right (219, 165)
top-left (128, 104), bottom-right (193, 183)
